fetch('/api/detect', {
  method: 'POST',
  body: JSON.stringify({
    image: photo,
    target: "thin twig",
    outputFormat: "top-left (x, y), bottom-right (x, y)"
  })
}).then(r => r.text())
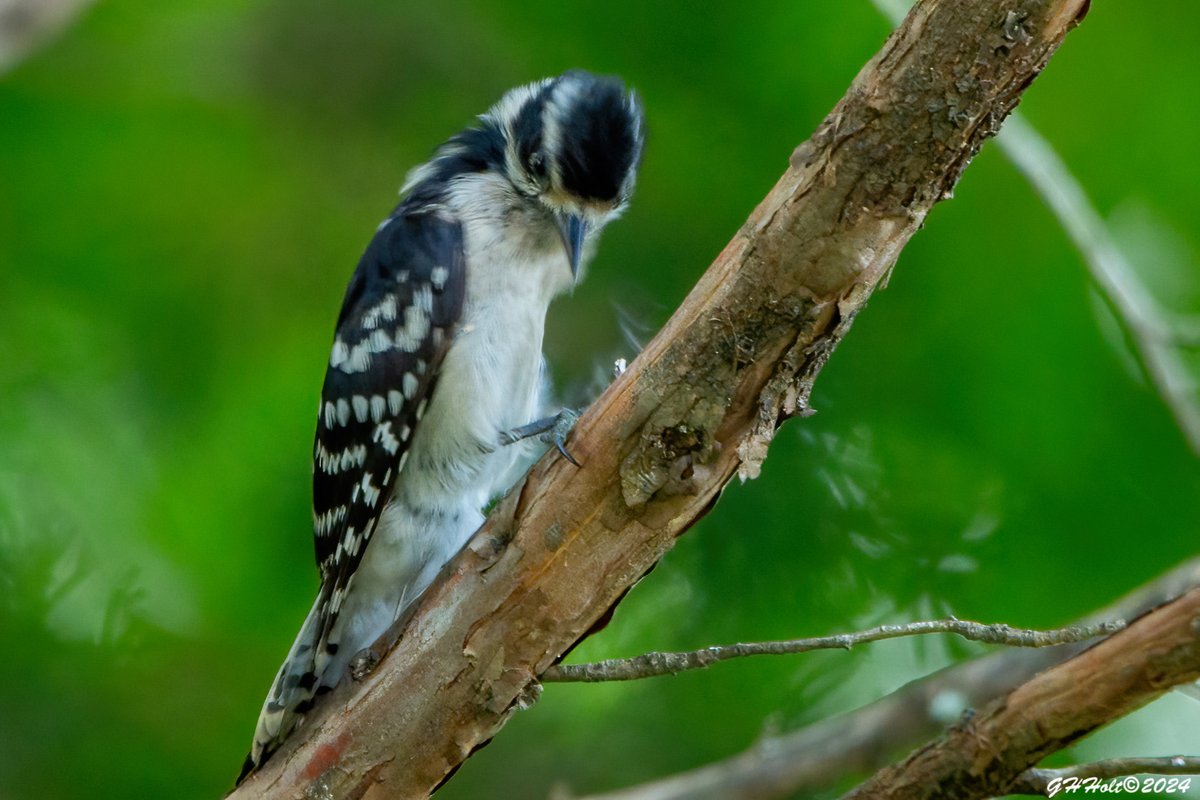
top-left (566, 558), bottom-right (1200, 800)
top-left (1008, 757), bottom-right (1200, 795)
top-left (996, 116), bottom-right (1200, 454)
top-left (839, 589), bottom-right (1200, 800)
top-left (541, 619), bottom-right (1124, 683)
top-left (0, 0), bottom-right (95, 74)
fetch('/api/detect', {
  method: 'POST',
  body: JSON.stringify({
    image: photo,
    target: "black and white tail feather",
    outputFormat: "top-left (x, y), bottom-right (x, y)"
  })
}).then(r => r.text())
top-left (238, 70), bottom-right (643, 781)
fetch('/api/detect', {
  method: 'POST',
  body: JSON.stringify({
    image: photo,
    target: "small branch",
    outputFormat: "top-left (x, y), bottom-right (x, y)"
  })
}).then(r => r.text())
top-left (567, 557), bottom-right (1200, 800)
top-left (0, 0), bottom-right (94, 74)
top-left (996, 115), bottom-right (1200, 455)
top-left (542, 620), bottom-right (1124, 683)
top-left (840, 588), bottom-right (1200, 800)
top-left (1008, 757), bottom-right (1200, 796)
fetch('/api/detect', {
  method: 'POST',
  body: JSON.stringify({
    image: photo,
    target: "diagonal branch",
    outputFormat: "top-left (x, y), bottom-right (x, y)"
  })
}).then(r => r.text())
top-left (0, 0), bottom-right (94, 74)
top-left (541, 619), bottom-right (1124, 683)
top-left (995, 115), bottom-right (1200, 455)
top-left (230, 1), bottom-right (1090, 797)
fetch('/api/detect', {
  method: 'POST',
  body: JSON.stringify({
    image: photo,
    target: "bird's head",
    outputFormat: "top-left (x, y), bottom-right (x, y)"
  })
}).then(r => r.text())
top-left (492, 70), bottom-right (645, 276)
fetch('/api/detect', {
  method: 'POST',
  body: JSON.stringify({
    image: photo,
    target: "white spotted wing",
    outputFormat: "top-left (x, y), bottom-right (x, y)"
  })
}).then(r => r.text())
top-left (311, 210), bottom-right (465, 649)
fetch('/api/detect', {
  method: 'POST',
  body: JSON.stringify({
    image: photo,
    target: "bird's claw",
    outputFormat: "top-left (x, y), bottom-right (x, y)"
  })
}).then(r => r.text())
top-left (550, 409), bottom-right (581, 466)
top-left (500, 409), bottom-right (581, 467)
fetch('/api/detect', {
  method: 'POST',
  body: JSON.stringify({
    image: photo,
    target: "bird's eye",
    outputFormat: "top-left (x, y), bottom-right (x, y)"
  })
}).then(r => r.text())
top-left (527, 151), bottom-right (547, 179)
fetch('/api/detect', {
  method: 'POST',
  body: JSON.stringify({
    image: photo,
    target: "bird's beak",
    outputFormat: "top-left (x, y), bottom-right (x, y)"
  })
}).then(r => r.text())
top-left (555, 212), bottom-right (587, 278)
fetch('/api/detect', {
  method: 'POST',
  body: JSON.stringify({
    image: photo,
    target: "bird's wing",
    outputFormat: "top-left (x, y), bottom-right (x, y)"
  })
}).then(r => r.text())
top-left (311, 209), bottom-right (465, 648)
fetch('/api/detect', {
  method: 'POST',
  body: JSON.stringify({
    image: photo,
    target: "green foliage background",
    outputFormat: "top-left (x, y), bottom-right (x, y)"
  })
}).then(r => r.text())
top-left (2, 1), bottom-right (1198, 797)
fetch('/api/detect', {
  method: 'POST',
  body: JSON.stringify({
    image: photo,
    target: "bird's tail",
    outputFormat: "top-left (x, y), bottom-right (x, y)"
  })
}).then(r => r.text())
top-left (237, 592), bottom-right (328, 783)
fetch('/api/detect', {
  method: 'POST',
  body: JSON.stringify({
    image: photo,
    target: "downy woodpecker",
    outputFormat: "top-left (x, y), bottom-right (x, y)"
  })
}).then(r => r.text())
top-left (240, 70), bottom-right (644, 778)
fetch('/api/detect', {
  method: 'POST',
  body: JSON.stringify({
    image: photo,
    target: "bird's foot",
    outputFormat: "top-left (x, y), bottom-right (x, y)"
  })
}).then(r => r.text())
top-left (499, 408), bottom-right (581, 466)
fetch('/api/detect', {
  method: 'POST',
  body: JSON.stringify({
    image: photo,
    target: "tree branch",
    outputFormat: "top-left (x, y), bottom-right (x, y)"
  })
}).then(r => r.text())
top-left (995, 114), bottom-right (1200, 455)
top-left (840, 588), bottom-right (1200, 800)
top-left (542, 620), bottom-right (1123, 683)
top-left (230, 0), bottom-right (1089, 797)
top-left (0, 0), bottom-right (93, 74)
top-left (564, 557), bottom-right (1200, 800)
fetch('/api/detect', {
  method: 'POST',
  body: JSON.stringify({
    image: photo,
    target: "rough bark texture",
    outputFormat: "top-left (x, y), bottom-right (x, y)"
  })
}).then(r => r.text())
top-left (839, 588), bottom-right (1200, 800)
top-left (231, 0), bottom-right (1089, 797)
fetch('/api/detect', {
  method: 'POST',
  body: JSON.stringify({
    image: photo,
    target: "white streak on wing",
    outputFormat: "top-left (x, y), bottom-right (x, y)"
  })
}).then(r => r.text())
top-left (330, 340), bottom-right (349, 368)
top-left (315, 442), bottom-right (367, 474)
top-left (336, 398), bottom-right (351, 426)
top-left (393, 301), bottom-right (431, 353)
top-left (343, 340), bottom-right (371, 373)
top-left (414, 284), bottom-right (433, 313)
top-left (373, 422), bottom-right (400, 455)
top-left (339, 444), bottom-right (366, 471)
top-left (370, 329), bottom-right (393, 352)
top-left (402, 372), bottom-right (418, 400)
top-left (431, 266), bottom-right (449, 290)
top-left (352, 395), bottom-right (369, 422)
top-left (362, 294), bottom-right (398, 329)
top-left (321, 447), bottom-right (338, 472)
top-left (314, 504), bottom-right (348, 535)
top-left (387, 390), bottom-right (404, 415)
top-left (336, 323), bottom-right (397, 374)
top-left (361, 472), bottom-right (381, 507)
top-left (370, 394), bottom-right (386, 423)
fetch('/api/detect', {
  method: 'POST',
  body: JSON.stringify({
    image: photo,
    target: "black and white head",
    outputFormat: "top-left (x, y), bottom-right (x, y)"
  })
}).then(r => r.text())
top-left (403, 70), bottom-right (644, 277)
top-left (494, 70), bottom-right (644, 274)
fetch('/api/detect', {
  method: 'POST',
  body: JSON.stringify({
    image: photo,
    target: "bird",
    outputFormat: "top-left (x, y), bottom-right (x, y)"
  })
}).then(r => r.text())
top-left (239, 70), bottom-right (644, 780)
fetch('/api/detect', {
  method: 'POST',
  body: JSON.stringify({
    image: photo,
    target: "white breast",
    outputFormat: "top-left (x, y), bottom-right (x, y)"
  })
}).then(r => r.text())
top-left (398, 172), bottom-right (574, 515)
